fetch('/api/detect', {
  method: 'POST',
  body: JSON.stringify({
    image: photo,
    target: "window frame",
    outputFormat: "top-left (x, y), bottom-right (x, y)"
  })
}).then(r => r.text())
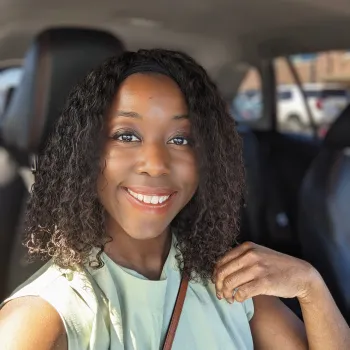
top-left (0, 66), bottom-right (22, 117)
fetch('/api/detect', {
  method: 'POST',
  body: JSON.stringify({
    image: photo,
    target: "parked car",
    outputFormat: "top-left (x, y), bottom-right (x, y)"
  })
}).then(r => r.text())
top-left (277, 83), bottom-right (350, 129)
top-left (234, 83), bottom-right (350, 131)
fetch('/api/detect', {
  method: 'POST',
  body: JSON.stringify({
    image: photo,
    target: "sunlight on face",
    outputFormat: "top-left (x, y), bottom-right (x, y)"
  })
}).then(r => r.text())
top-left (97, 73), bottom-right (199, 240)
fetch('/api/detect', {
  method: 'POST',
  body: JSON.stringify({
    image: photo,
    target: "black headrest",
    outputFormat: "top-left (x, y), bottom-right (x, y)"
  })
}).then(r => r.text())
top-left (324, 104), bottom-right (350, 149)
top-left (1, 28), bottom-right (124, 153)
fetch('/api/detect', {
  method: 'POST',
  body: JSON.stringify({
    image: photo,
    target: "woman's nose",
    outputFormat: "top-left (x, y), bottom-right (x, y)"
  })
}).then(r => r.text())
top-left (135, 142), bottom-right (171, 177)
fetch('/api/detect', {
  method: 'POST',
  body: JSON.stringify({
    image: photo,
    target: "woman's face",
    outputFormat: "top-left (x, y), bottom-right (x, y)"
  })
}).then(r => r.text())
top-left (97, 73), bottom-right (199, 240)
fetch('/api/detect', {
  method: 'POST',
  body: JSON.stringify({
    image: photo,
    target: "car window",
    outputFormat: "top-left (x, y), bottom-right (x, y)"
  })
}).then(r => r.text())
top-left (304, 90), bottom-right (321, 98)
top-left (305, 89), bottom-right (348, 98)
top-left (0, 67), bottom-right (22, 116)
top-left (275, 52), bottom-right (350, 138)
top-left (231, 67), bottom-right (263, 126)
top-left (278, 90), bottom-right (293, 100)
top-left (320, 89), bottom-right (348, 98)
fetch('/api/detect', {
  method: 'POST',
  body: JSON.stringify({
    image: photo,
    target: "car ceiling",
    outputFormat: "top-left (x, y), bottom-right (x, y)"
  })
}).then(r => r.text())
top-left (1, 0), bottom-right (350, 96)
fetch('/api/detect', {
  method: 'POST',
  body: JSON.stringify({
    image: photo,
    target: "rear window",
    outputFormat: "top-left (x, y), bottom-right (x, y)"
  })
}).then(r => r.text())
top-left (0, 67), bottom-right (22, 116)
top-left (275, 51), bottom-right (350, 138)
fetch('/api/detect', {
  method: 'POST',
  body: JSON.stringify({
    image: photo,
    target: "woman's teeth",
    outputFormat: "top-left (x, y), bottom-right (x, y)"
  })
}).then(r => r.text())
top-left (127, 189), bottom-right (171, 204)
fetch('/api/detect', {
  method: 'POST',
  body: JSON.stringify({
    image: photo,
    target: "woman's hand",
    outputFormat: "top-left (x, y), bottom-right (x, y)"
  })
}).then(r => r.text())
top-left (212, 241), bottom-right (321, 304)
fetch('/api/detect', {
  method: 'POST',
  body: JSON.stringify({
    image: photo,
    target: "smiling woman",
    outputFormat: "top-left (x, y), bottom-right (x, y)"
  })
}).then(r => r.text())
top-left (0, 49), bottom-right (349, 350)
top-left (18, 50), bottom-right (244, 282)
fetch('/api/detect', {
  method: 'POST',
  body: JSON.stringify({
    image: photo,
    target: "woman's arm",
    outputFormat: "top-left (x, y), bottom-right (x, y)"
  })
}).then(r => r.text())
top-left (298, 272), bottom-right (350, 349)
top-left (250, 277), bottom-right (350, 350)
top-left (0, 296), bottom-right (67, 350)
top-left (250, 295), bottom-right (308, 350)
top-left (213, 242), bottom-right (350, 350)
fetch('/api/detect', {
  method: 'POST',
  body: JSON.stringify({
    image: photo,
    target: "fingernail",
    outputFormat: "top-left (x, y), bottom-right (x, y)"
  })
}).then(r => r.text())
top-left (216, 293), bottom-right (222, 300)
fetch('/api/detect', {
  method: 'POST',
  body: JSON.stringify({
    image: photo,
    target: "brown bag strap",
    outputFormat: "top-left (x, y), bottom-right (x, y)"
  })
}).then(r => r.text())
top-left (162, 275), bottom-right (189, 350)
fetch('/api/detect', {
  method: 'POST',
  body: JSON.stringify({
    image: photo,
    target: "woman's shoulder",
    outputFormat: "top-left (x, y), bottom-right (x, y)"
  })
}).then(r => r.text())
top-left (1, 261), bottom-right (62, 307)
top-left (0, 295), bottom-right (68, 350)
top-left (2, 261), bottom-right (90, 307)
top-left (0, 260), bottom-right (99, 350)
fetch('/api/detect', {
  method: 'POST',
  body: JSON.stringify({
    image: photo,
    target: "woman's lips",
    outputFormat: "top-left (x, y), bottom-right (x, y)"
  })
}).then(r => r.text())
top-left (121, 186), bottom-right (177, 214)
top-left (124, 186), bottom-right (176, 196)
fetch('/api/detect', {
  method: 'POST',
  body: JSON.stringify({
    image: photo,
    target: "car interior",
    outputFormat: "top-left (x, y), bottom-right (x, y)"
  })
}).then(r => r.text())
top-left (0, 0), bottom-right (349, 325)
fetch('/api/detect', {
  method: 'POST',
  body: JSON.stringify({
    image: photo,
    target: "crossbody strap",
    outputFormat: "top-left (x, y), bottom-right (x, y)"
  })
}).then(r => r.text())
top-left (162, 275), bottom-right (189, 350)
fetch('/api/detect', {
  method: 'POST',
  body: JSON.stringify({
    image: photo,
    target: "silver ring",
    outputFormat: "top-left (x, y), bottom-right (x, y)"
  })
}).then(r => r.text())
top-left (232, 287), bottom-right (239, 297)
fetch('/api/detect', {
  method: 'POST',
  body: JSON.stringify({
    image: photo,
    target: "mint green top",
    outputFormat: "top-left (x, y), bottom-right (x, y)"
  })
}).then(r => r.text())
top-left (1, 237), bottom-right (254, 349)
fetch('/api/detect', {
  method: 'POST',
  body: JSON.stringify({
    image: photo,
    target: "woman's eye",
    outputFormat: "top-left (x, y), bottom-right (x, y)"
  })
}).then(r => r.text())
top-left (113, 132), bottom-right (140, 143)
top-left (168, 136), bottom-right (189, 146)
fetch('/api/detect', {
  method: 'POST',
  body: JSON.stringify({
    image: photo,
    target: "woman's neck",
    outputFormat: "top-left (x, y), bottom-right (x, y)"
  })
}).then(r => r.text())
top-left (103, 224), bottom-right (172, 280)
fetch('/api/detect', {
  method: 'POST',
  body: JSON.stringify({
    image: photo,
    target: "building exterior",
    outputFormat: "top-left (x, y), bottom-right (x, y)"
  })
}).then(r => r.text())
top-left (240, 51), bottom-right (350, 91)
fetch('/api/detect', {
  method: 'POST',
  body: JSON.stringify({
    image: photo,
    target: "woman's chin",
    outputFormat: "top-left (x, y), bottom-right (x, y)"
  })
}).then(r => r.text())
top-left (127, 230), bottom-right (168, 241)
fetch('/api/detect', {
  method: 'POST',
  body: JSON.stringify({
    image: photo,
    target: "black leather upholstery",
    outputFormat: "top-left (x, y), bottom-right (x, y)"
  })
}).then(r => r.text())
top-left (0, 171), bottom-right (27, 300)
top-left (299, 106), bottom-right (350, 323)
top-left (1, 27), bottom-right (124, 296)
top-left (325, 104), bottom-right (350, 150)
top-left (1, 28), bottom-right (124, 153)
top-left (237, 125), bottom-right (265, 244)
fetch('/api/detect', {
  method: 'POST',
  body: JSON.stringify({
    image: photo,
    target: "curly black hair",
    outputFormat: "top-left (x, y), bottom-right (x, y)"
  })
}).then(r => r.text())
top-left (24, 49), bottom-right (244, 281)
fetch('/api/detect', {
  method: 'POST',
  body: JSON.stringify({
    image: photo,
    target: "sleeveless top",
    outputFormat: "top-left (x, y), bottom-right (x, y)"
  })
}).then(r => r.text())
top-left (1, 237), bottom-right (254, 349)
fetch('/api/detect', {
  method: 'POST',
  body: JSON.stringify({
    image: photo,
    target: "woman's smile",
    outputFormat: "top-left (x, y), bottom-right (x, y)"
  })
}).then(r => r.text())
top-left (121, 186), bottom-right (178, 214)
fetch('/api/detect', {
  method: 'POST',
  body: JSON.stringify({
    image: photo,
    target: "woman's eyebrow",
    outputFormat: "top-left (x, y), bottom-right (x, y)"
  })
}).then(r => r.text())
top-left (115, 111), bottom-right (189, 120)
top-left (172, 114), bottom-right (189, 120)
top-left (115, 110), bottom-right (142, 119)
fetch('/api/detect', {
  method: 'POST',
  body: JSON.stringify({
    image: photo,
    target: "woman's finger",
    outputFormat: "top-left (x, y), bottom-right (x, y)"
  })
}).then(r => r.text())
top-left (234, 277), bottom-right (270, 303)
top-left (214, 248), bottom-right (261, 296)
top-left (215, 241), bottom-right (256, 269)
top-left (220, 265), bottom-right (258, 302)
top-left (215, 255), bottom-right (251, 297)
